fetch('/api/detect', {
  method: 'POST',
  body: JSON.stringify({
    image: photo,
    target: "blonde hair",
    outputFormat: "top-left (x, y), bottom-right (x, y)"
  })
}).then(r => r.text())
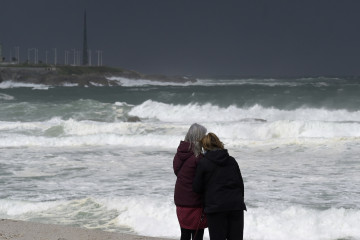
top-left (201, 132), bottom-right (224, 151)
top-left (185, 123), bottom-right (207, 157)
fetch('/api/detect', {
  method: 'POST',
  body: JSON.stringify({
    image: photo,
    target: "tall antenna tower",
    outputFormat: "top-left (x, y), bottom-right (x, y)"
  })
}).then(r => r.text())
top-left (82, 9), bottom-right (89, 65)
top-left (0, 42), bottom-right (3, 62)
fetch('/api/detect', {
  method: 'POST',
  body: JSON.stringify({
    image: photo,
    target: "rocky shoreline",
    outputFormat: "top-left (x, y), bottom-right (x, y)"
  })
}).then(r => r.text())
top-left (0, 66), bottom-right (195, 87)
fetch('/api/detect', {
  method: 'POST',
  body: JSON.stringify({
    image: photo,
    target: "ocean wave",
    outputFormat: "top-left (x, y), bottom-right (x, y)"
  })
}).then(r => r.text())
top-left (0, 199), bottom-right (63, 216)
top-left (1, 197), bottom-right (359, 240)
top-left (1, 116), bottom-right (360, 148)
top-left (0, 80), bottom-right (51, 90)
top-left (1, 101), bottom-right (360, 148)
top-left (106, 77), bottom-right (357, 87)
top-left (62, 83), bottom-right (79, 87)
top-left (0, 118), bottom-right (184, 147)
top-left (129, 100), bottom-right (360, 122)
top-left (245, 206), bottom-right (360, 240)
top-left (114, 101), bottom-right (135, 107)
top-left (0, 93), bottom-right (15, 100)
top-left (107, 76), bottom-right (195, 86)
top-left (196, 77), bottom-right (360, 87)
top-left (106, 77), bottom-right (294, 87)
top-left (0, 81), bottom-right (80, 89)
top-left (196, 78), bottom-right (303, 87)
top-left (1, 77), bottom-right (358, 89)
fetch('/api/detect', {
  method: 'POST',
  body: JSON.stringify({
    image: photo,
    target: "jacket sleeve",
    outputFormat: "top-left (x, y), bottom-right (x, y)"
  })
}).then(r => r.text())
top-left (192, 159), bottom-right (205, 193)
top-left (233, 159), bottom-right (247, 211)
top-left (173, 154), bottom-right (182, 176)
top-left (234, 160), bottom-right (245, 198)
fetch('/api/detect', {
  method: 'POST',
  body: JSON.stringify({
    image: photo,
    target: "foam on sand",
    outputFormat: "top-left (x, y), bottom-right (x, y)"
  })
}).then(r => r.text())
top-left (1, 198), bottom-right (359, 240)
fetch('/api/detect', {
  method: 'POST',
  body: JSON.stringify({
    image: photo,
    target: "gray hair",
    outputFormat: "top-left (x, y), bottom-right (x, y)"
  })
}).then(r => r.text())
top-left (184, 123), bottom-right (207, 157)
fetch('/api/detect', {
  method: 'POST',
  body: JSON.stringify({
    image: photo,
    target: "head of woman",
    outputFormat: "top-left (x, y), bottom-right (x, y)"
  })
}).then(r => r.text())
top-left (201, 132), bottom-right (224, 151)
top-left (184, 123), bottom-right (207, 157)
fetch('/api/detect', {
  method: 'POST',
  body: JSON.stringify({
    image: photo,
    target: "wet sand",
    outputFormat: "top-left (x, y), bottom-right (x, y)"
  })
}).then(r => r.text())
top-left (0, 219), bottom-right (172, 240)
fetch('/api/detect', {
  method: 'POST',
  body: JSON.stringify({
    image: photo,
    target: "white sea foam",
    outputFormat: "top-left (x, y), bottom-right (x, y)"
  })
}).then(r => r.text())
top-left (245, 206), bottom-right (360, 240)
top-left (0, 81), bottom-right (81, 89)
top-left (107, 76), bottom-right (194, 86)
top-left (107, 76), bottom-right (274, 87)
top-left (1, 198), bottom-right (359, 240)
top-left (0, 133), bottom-right (180, 148)
top-left (0, 77), bottom-right (352, 89)
top-left (107, 77), bottom-right (343, 87)
top-left (0, 199), bottom-right (63, 216)
top-left (0, 93), bottom-right (15, 100)
top-left (103, 196), bottom-right (181, 237)
top-left (1, 100), bottom-right (360, 148)
top-left (0, 119), bottom-right (360, 148)
top-left (62, 83), bottom-right (79, 87)
top-left (0, 81), bottom-right (50, 90)
top-left (114, 101), bottom-right (135, 107)
top-left (116, 203), bottom-right (357, 239)
top-left (89, 81), bottom-right (104, 86)
top-left (0, 118), bottom-right (184, 147)
top-left (195, 78), bottom-right (303, 87)
top-left (195, 77), bottom-right (352, 87)
top-left (129, 100), bottom-right (360, 122)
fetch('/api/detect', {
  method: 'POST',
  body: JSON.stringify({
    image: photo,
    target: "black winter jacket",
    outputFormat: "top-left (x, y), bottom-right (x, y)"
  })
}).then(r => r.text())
top-left (192, 149), bottom-right (246, 213)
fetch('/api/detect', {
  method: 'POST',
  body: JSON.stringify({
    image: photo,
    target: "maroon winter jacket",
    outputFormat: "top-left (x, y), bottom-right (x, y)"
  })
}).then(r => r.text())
top-left (173, 141), bottom-right (203, 207)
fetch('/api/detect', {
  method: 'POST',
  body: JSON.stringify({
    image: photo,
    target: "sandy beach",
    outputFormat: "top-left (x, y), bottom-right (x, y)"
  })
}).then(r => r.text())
top-left (0, 219), bottom-right (172, 240)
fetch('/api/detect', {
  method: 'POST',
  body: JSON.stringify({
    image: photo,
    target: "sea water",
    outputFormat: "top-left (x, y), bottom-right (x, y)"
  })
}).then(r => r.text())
top-left (0, 77), bottom-right (359, 240)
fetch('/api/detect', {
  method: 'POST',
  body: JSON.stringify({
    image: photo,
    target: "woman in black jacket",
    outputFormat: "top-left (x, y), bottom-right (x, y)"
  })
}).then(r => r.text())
top-left (193, 132), bottom-right (246, 240)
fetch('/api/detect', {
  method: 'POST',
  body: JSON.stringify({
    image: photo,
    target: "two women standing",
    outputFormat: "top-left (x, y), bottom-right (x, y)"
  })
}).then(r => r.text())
top-left (173, 124), bottom-right (246, 240)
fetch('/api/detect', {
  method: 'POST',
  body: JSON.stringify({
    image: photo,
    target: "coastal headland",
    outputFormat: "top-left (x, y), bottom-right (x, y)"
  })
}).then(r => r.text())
top-left (0, 65), bottom-right (194, 86)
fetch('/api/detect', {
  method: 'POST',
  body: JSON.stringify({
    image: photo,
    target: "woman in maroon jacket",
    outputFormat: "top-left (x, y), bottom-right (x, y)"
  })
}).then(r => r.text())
top-left (174, 123), bottom-right (208, 240)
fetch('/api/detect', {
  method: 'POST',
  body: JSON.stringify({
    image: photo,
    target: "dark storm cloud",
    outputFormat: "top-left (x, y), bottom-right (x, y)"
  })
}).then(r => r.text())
top-left (1, 0), bottom-right (360, 76)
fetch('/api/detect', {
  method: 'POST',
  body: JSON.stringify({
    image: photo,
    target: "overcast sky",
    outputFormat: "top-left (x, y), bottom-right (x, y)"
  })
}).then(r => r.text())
top-left (1, 0), bottom-right (360, 77)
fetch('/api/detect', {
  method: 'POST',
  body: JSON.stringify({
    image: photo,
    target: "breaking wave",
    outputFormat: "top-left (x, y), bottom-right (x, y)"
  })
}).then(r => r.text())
top-left (0, 93), bottom-right (15, 100)
top-left (107, 76), bottom-right (195, 86)
top-left (0, 80), bottom-right (51, 90)
top-left (129, 100), bottom-right (360, 122)
top-left (0, 113), bottom-right (360, 148)
top-left (1, 197), bottom-right (359, 240)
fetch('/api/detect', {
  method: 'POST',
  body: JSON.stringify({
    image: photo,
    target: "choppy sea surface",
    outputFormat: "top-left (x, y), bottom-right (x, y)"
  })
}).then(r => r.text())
top-left (0, 77), bottom-right (359, 240)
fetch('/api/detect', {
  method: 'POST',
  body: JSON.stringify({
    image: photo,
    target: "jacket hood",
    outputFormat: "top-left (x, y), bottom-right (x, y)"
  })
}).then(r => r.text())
top-left (176, 141), bottom-right (193, 161)
top-left (204, 149), bottom-right (229, 166)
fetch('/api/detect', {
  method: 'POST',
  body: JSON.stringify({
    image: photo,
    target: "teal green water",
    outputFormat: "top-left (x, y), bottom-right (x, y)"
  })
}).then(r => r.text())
top-left (0, 77), bottom-right (359, 239)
